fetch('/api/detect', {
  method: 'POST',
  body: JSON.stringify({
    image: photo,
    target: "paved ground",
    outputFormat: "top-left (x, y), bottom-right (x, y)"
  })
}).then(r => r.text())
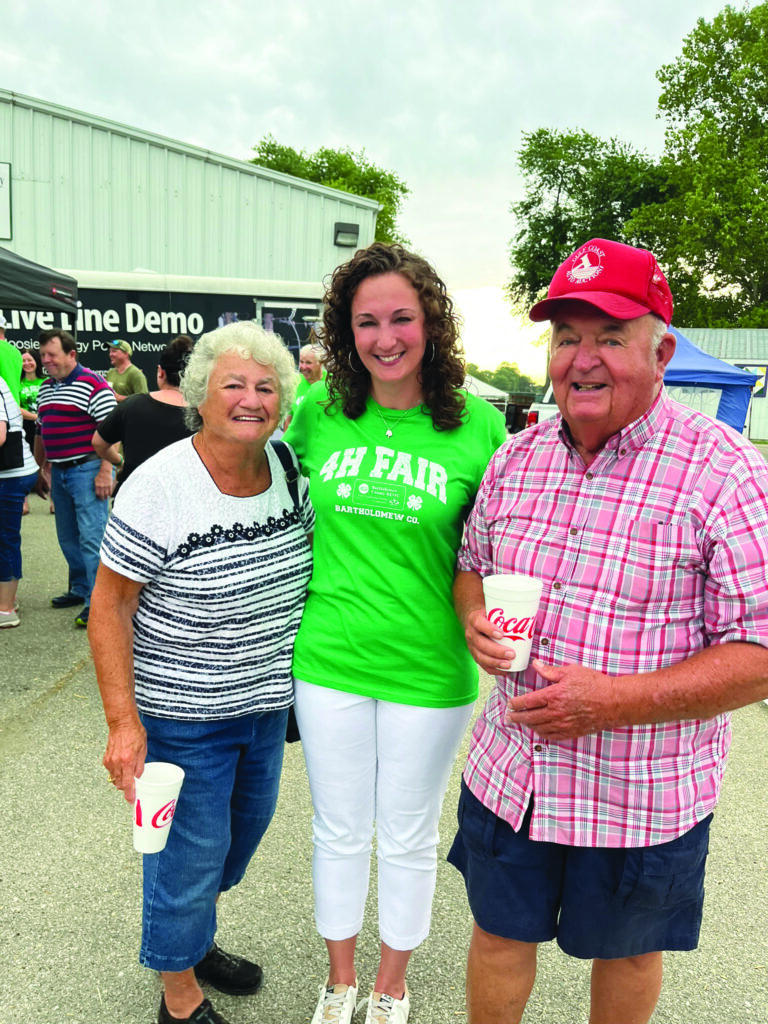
top-left (1, 498), bottom-right (766, 1024)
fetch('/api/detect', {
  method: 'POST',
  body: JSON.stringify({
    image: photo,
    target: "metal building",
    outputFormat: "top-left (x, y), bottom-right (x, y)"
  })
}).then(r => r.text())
top-left (0, 89), bottom-right (379, 368)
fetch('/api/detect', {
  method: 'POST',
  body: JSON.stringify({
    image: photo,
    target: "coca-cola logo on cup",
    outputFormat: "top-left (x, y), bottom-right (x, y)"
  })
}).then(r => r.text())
top-left (488, 608), bottom-right (535, 642)
top-left (135, 798), bottom-right (178, 830)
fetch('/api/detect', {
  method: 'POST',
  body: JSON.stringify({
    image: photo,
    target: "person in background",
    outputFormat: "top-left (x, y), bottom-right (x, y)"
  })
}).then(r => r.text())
top-left (450, 238), bottom-right (768, 1024)
top-left (19, 349), bottom-right (46, 515)
top-left (90, 320), bottom-right (313, 1024)
top-left (106, 339), bottom-right (149, 401)
top-left (92, 335), bottom-right (194, 492)
top-left (35, 329), bottom-right (116, 627)
top-left (283, 336), bottom-right (326, 430)
top-left (285, 242), bottom-right (506, 1024)
top-left (0, 377), bottom-right (46, 627)
top-left (0, 314), bottom-right (23, 404)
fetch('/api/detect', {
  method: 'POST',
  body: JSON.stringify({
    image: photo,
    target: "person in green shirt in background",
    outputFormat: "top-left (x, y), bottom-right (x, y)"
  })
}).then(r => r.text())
top-left (19, 348), bottom-right (47, 514)
top-left (285, 242), bottom-right (507, 1024)
top-left (283, 335), bottom-right (326, 430)
top-left (0, 314), bottom-right (23, 405)
top-left (106, 339), bottom-right (148, 401)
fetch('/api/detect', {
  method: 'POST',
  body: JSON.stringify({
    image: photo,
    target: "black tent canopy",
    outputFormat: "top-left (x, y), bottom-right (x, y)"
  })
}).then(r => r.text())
top-left (0, 245), bottom-right (78, 314)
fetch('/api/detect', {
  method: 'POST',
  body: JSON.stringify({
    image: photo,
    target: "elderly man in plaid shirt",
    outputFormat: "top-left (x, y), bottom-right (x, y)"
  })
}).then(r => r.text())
top-left (450, 238), bottom-right (768, 1024)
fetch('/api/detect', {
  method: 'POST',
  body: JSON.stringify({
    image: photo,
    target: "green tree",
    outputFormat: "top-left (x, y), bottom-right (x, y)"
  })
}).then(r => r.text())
top-left (466, 361), bottom-right (538, 394)
top-left (507, 129), bottom-right (666, 307)
top-left (626, 3), bottom-right (768, 326)
top-left (251, 135), bottom-right (410, 245)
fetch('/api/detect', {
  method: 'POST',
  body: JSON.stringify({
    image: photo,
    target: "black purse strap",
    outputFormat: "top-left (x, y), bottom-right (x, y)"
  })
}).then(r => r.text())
top-left (269, 439), bottom-right (300, 509)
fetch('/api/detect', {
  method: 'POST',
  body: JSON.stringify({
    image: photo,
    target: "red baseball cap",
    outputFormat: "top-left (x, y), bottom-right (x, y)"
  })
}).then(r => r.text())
top-left (529, 238), bottom-right (673, 324)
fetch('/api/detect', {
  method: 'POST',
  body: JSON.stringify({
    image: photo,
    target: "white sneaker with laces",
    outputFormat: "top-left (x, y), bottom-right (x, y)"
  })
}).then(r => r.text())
top-left (311, 978), bottom-right (359, 1024)
top-left (364, 986), bottom-right (410, 1024)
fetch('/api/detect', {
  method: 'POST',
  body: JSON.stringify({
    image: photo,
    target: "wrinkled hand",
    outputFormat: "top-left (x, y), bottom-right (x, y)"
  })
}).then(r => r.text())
top-left (94, 469), bottom-right (115, 501)
top-left (463, 608), bottom-right (521, 675)
top-left (103, 720), bottom-right (147, 803)
top-left (504, 659), bottom-right (621, 740)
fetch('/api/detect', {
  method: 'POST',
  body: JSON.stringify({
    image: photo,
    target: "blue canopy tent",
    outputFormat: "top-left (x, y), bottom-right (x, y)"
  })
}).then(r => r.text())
top-left (664, 327), bottom-right (758, 433)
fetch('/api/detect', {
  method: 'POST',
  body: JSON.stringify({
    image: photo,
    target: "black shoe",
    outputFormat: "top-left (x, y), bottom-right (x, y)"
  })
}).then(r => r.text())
top-left (194, 942), bottom-right (264, 996)
top-left (51, 591), bottom-right (85, 608)
top-left (74, 607), bottom-right (90, 628)
top-left (158, 996), bottom-right (231, 1024)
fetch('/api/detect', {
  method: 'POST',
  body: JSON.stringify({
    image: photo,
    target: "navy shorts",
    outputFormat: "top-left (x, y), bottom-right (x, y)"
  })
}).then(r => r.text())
top-left (447, 781), bottom-right (711, 960)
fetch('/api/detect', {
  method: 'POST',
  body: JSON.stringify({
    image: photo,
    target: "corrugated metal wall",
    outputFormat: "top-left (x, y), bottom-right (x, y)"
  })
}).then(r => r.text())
top-left (0, 90), bottom-right (378, 282)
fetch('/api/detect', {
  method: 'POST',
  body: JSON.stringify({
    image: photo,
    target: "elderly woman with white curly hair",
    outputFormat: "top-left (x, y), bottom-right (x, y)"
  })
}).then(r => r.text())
top-left (89, 321), bottom-right (314, 1024)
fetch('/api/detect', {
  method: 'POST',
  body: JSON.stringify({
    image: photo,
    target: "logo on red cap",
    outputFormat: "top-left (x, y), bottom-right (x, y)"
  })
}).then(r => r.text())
top-left (566, 243), bottom-right (605, 284)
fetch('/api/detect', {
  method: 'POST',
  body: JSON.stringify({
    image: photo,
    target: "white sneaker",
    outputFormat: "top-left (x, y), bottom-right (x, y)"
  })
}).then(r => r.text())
top-left (311, 979), bottom-right (359, 1024)
top-left (364, 986), bottom-right (410, 1024)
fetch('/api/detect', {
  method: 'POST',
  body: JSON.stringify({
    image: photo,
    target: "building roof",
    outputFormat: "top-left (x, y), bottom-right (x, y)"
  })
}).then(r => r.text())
top-left (678, 328), bottom-right (768, 363)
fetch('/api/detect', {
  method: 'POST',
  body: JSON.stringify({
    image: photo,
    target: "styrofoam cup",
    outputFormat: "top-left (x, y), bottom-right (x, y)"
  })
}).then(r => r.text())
top-left (133, 761), bottom-right (185, 854)
top-left (482, 573), bottom-right (543, 671)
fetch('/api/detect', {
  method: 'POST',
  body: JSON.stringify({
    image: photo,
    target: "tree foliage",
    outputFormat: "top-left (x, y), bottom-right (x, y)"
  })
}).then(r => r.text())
top-left (626, 2), bottom-right (768, 326)
top-left (466, 361), bottom-right (539, 394)
top-left (507, 129), bottom-right (666, 307)
top-left (508, 3), bottom-right (768, 327)
top-left (251, 135), bottom-right (410, 245)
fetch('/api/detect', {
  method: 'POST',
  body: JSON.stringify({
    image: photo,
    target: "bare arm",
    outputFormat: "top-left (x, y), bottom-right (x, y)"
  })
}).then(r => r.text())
top-left (91, 429), bottom-right (122, 467)
top-left (506, 645), bottom-right (768, 741)
top-left (453, 568), bottom-right (514, 674)
top-left (88, 563), bottom-right (146, 802)
top-left (0, 420), bottom-right (6, 446)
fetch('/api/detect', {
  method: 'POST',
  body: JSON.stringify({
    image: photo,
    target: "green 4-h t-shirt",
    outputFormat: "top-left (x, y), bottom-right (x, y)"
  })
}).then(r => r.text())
top-left (285, 387), bottom-right (507, 707)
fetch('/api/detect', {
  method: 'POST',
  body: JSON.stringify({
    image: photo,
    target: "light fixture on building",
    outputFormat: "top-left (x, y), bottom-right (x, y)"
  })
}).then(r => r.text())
top-left (334, 222), bottom-right (360, 247)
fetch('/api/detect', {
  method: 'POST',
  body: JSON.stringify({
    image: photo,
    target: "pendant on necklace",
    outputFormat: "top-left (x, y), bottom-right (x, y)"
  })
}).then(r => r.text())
top-left (385, 428), bottom-right (393, 438)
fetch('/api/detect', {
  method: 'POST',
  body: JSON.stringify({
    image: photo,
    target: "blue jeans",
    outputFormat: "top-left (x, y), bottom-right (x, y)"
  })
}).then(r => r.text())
top-left (50, 461), bottom-right (109, 605)
top-left (139, 708), bottom-right (288, 972)
top-left (0, 471), bottom-right (38, 580)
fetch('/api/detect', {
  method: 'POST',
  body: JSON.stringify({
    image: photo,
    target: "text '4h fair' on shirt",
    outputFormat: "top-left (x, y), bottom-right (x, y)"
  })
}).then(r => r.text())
top-left (285, 385), bottom-right (507, 709)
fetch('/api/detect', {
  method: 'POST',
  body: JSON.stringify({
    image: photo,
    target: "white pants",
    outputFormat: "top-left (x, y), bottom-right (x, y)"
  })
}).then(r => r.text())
top-left (294, 679), bottom-right (474, 951)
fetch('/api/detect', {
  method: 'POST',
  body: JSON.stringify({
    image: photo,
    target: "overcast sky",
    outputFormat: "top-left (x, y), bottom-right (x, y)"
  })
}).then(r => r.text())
top-left (3, 0), bottom-right (727, 295)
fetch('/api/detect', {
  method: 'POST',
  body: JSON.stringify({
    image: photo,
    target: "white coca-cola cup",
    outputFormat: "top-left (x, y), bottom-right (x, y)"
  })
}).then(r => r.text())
top-left (133, 761), bottom-right (185, 854)
top-left (482, 573), bottom-right (544, 671)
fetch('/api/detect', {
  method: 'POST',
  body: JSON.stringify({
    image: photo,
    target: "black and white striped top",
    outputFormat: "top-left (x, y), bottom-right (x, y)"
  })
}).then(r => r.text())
top-left (100, 437), bottom-right (314, 720)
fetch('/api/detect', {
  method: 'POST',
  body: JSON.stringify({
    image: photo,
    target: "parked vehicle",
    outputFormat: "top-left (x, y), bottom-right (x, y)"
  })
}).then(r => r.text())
top-left (525, 385), bottom-right (557, 427)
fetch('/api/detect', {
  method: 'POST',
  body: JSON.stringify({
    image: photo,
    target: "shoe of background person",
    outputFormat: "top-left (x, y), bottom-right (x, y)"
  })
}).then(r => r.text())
top-left (364, 987), bottom-right (410, 1024)
top-left (311, 978), bottom-right (359, 1024)
top-left (193, 942), bottom-right (263, 996)
top-left (51, 591), bottom-right (85, 608)
top-left (157, 995), bottom-right (232, 1024)
top-left (74, 607), bottom-right (90, 628)
top-left (0, 610), bottom-right (20, 628)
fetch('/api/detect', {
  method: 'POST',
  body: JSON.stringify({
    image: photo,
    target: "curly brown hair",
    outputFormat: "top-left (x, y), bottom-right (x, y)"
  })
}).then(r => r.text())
top-left (320, 242), bottom-right (467, 429)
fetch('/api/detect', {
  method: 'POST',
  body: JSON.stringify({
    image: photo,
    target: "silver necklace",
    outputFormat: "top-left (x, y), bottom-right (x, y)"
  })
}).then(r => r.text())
top-left (372, 402), bottom-right (421, 438)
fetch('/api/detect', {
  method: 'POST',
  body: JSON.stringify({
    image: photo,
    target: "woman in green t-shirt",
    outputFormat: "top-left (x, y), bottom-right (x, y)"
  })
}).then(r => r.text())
top-left (19, 349), bottom-right (46, 515)
top-left (285, 243), bottom-right (506, 1024)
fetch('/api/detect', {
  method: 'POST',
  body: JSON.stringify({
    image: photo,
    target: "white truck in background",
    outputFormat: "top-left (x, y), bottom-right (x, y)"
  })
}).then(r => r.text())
top-left (525, 385), bottom-right (557, 427)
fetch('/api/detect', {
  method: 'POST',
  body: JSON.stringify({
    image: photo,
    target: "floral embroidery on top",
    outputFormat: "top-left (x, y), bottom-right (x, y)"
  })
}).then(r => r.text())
top-left (174, 508), bottom-right (302, 558)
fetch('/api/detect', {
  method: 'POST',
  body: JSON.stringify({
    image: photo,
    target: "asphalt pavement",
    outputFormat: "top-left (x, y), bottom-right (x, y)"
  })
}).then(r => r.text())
top-left (1, 497), bottom-right (766, 1024)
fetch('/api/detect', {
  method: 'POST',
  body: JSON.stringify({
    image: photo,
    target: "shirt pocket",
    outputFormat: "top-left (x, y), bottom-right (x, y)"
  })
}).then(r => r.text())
top-left (599, 519), bottom-right (705, 610)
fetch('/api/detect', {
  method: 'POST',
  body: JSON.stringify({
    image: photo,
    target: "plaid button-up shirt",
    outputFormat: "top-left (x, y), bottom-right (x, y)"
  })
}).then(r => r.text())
top-left (458, 390), bottom-right (768, 847)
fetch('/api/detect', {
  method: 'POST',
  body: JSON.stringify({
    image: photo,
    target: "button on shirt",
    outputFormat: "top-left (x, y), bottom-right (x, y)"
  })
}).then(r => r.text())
top-left (458, 390), bottom-right (768, 848)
